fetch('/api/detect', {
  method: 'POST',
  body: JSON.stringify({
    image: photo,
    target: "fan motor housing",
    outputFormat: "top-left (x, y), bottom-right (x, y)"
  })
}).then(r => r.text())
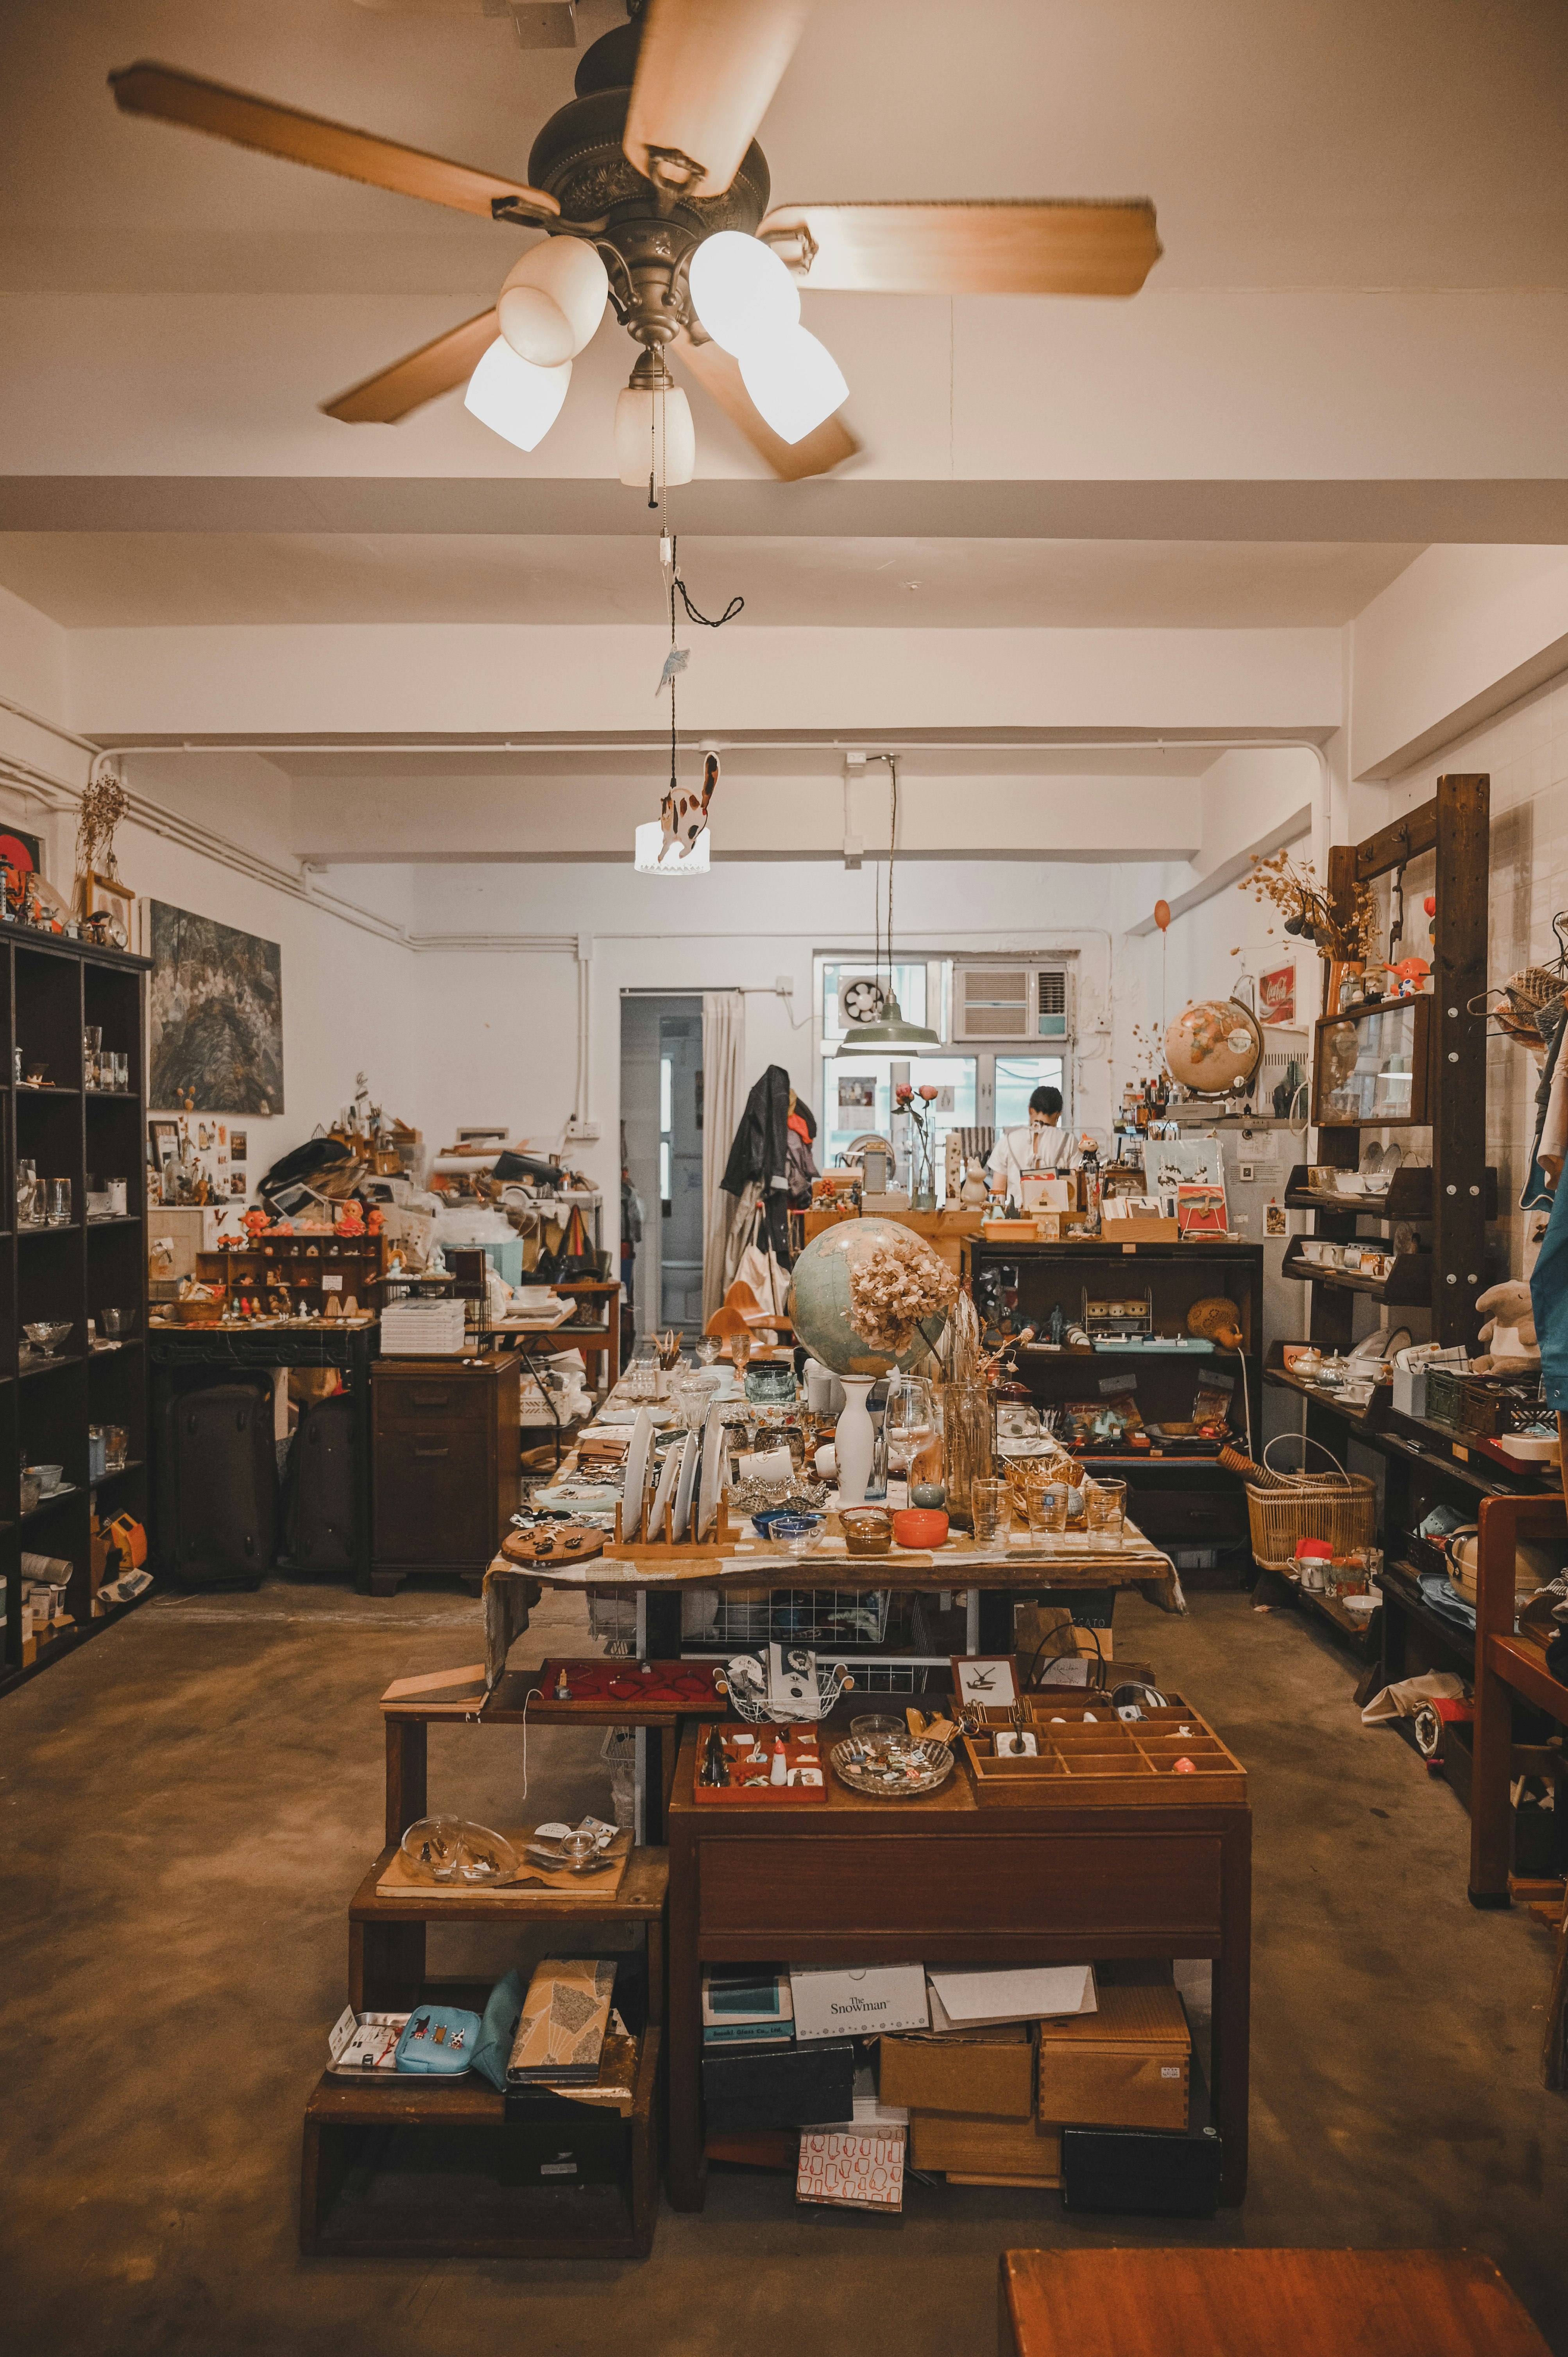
top-left (519, 27), bottom-right (770, 350)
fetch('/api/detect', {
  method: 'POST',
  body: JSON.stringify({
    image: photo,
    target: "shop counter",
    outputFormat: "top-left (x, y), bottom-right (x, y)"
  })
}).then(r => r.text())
top-left (664, 1712), bottom-right (1252, 2211)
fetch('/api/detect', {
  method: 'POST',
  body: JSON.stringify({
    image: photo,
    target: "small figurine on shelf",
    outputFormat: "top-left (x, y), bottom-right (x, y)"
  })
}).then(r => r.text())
top-left (365, 1204), bottom-right (385, 1236)
top-left (335, 1200), bottom-right (366, 1238)
top-left (242, 1205), bottom-right (268, 1241)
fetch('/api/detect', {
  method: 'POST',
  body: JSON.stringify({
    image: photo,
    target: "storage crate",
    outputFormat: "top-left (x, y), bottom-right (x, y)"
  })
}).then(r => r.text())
top-left (1423, 1364), bottom-right (1469, 1430)
top-left (705, 1587), bottom-right (892, 1648)
top-left (587, 1589), bottom-right (638, 1648)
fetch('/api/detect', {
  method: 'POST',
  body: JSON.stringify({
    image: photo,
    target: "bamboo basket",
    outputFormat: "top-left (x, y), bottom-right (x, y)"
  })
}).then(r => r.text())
top-left (1245, 1435), bottom-right (1376, 1573)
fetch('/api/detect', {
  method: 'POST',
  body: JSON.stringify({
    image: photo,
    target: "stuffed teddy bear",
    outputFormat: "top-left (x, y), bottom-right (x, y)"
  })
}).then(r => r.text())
top-left (1472, 1279), bottom-right (1541, 1374)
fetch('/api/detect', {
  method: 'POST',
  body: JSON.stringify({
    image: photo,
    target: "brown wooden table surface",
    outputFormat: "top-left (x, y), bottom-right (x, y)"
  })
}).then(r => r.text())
top-left (666, 1710), bottom-right (1251, 2211)
top-left (998, 2248), bottom-right (1550, 2357)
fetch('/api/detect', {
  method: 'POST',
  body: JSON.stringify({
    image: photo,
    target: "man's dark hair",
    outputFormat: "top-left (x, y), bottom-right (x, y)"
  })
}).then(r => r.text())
top-left (1029, 1086), bottom-right (1064, 1119)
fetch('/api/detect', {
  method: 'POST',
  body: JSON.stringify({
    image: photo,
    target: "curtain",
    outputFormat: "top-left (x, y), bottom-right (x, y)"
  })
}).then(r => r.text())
top-left (701, 991), bottom-right (745, 1324)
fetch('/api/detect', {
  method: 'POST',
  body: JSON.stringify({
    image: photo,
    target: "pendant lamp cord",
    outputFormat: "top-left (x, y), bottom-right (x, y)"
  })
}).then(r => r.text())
top-left (869, 751), bottom-right (900, 999)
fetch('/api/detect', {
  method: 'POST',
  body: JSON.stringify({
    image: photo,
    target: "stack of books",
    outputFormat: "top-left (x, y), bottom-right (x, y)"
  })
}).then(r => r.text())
top-left (505, 1958), bottom-right (618, 2088)
top-left (702, 1967), bottom-right (794, 2047)
top-left (380, 1298), bottom-right (467, 1356)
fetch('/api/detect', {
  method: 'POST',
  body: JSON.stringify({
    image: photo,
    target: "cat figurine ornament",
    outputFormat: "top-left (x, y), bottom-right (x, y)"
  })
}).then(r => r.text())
top-left (659, 752), bottom-right (720, 865)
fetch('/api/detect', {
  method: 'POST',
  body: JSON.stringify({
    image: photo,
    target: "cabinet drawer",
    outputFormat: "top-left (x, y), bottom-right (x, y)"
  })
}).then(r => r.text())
top-left (697, 1833), bottom-right (1225, 1947)
top-left (1131, 1488), bottom-right (1249, 1540)
top-left (373, 1427), bottom-right (494, 1564)
top-left (374, 1381), bottom-right (483, 1434)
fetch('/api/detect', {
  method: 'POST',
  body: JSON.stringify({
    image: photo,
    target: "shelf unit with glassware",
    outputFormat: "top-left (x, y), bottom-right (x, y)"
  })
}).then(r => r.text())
top-left (1, 928), bottom-right (152, 1694)
top-left (1260, 776), bottom-right (1491, 1654)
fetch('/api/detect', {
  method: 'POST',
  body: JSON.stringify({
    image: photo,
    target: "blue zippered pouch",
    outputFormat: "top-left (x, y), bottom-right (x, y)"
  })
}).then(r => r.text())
top-left (395, 2004), bottom-right (481, 2076)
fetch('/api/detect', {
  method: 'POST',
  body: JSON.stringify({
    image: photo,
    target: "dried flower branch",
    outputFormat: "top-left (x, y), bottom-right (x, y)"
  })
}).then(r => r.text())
top-left (848, 1229), bottom-right (957, 1358)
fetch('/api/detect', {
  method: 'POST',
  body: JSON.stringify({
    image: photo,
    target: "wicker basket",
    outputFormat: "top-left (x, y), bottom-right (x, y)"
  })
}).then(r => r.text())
top-left (1245, 1435), bottom-right (1377, 1574)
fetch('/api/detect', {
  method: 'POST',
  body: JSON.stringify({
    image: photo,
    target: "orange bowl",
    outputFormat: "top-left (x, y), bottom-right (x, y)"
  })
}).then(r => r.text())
top-left (891, 1507), bottom-right (950, 1549)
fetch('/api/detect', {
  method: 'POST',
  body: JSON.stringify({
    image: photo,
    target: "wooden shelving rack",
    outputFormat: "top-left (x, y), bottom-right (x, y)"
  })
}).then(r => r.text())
top-left (1, 929), bottom-right (152, 1692)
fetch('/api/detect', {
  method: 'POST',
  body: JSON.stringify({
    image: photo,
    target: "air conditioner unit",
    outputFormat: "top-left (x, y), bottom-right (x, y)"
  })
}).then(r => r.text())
top-left (952, 964), bottom-right (1074, 1044)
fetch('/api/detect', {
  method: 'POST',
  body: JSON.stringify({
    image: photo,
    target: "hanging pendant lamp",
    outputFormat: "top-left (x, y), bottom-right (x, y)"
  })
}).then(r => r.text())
top-left (836, 753), bottom-right (939, 1056)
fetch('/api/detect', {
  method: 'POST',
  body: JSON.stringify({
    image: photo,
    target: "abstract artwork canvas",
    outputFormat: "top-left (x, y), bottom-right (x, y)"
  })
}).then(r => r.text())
top-left (149, 902), bottom-right (283, 1115)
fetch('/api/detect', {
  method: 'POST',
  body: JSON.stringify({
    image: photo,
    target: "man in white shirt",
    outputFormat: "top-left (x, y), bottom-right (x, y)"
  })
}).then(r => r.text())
top-left (987, 1086), bottom-right (1072, 1200)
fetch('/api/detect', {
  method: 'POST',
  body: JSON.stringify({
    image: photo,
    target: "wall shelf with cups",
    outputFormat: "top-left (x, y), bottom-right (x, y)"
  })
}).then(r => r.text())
top-left (1282, 1162), bottom-right (1498, 1222)
top-left (2, 929), bottom-right (151, 1695)
top-left (1280, 1236), bottom-right (1433, 1306)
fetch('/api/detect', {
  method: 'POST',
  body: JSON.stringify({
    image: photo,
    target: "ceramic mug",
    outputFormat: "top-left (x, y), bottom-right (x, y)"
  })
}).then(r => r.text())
top-left (106, 1179), bottom-right (128, 1215)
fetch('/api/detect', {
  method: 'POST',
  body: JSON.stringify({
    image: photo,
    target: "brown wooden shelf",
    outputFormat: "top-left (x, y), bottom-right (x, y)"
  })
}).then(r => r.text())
top-left (348, 1844), bottom-right (669, 1925)
top-left (1283, 1162), bottom-right (1497, 1221)
top-left (1281, 1237), bottom-right (1431, 1304)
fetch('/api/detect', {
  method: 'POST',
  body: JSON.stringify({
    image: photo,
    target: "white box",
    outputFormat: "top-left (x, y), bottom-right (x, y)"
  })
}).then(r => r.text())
top-left (788, 1963), bottom-right (929, 2044)
top-left (927, 1963), bottom-right (1096, 2029)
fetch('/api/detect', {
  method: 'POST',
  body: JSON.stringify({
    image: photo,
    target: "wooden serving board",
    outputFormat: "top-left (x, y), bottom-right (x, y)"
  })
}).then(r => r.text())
top-left (376, 1825), bottom-right (631, 1898)
top-left (501, 1523), bottom-right (604, 1566)
top-left (963, 1698), bottom-right (1246, 1807)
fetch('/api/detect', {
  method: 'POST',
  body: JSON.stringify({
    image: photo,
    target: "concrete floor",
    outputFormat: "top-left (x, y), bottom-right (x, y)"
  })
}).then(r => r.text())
top-left (3, 1579), bottom-right (1566, 2357)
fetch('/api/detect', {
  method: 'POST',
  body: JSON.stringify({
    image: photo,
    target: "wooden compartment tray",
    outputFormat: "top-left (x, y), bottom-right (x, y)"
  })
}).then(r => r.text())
top-left (962, 1697), bottom-right (1246, 1807)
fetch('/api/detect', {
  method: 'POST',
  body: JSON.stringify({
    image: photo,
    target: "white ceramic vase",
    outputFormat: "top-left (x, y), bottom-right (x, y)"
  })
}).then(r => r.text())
top-left (835, 1375), bottom-right (877, 1506)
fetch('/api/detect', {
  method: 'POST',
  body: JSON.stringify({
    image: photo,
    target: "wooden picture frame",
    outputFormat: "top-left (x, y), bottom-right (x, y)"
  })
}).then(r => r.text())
top-left (950, 1655), bottom-right (1018, 1709)
top-left (81, 870), bottom-right (134, 950)
top-left (149, 1118), bottom-right (180, 1168)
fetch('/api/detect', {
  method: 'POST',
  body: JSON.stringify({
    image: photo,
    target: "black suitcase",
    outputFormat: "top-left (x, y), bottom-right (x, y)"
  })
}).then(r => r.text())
top-left (158, 1381), bottom-right (277, 1586)
top-left (1060, 2049), bottom-right (1222, 2219)
top-left (285, 1393), bottom-right (356, 1572)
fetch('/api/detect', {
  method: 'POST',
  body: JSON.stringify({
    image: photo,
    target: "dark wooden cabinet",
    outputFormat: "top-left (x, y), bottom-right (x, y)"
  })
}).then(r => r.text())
top-left (370, 1353), bottom-right (521, 1592)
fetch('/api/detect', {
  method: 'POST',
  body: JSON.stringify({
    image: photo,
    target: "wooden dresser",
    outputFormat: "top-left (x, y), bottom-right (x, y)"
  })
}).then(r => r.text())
top-left (369, 1354), bottom-right (521, 1593)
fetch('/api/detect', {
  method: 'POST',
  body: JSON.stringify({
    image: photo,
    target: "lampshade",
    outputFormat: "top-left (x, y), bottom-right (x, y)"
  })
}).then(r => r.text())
top-left (688, 229), bottom-right (800, 357)
top-left (498, 238), bottom-right (609, 367)
top-left (834, 993), bottom-right (940, 1055)
top-left (739, 324), bottom-right (849, 445)
top-left (614, 380), bottom-right (696, 489)
top-left (634, 820), bottom-right (710, 874)
top-left (464, 338), bottom-right (571, 451)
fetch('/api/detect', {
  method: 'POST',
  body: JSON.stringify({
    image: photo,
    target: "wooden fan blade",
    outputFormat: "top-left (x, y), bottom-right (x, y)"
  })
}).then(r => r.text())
top-left (109, 60), bottom-right (558, 222)
top-left (624, 0), bottom-right (815, 199)
top-left (670, 330), bottom-right (858, 482)
top-left (759, 199), bottom-right (1162, 296)
top-left (322, 310), bottom-right (498, 424)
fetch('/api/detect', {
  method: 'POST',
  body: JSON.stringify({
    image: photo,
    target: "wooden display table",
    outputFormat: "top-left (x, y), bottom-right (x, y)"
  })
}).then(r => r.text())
top-left (997, 2248), bottom-right (1549, 2357)
top-left (665, 1709), bottom-right (1252, 2211)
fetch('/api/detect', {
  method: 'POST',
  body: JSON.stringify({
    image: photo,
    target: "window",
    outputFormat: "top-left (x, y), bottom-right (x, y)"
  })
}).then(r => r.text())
top-left (812, 955), bottom-right (1075, 1202)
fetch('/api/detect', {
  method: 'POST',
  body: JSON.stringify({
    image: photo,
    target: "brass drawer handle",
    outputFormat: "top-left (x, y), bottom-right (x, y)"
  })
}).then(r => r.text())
top-left (413, 1444), bottom-right (449, 1460)
top-left (410, 1392), bottom-right (450, 1408)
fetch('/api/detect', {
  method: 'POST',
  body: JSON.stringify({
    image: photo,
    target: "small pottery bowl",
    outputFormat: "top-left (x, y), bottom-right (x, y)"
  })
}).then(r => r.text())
top-left (839, 1506), bottom-right (893, 1557)
top-left (910, 1480), bottom-right (946, 1508)
top-left (892, 1507), bottom-right (950, 1549)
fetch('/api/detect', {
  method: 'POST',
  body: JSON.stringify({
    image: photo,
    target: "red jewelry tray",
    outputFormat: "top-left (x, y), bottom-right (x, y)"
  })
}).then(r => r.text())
top-left (536, 1658), bottom-right (728, 1709)
top-left (691, 1721), bottom-right (829, 1804)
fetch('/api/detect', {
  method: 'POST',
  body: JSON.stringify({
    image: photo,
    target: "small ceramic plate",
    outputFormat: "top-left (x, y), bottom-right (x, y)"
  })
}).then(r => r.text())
top-left (696, 1404), bottom-right (726, 1540)
top-left (621, 1408), bottom-right (654, 1539)
top-left (646, 1431), bottom-right (684, 1537)
top-left (671, 1432), bottom-right (702, 1540)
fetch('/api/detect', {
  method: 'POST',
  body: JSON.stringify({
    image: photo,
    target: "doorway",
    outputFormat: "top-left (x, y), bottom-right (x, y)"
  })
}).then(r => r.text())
top-left (620, 995), bottom-right (704, 1341)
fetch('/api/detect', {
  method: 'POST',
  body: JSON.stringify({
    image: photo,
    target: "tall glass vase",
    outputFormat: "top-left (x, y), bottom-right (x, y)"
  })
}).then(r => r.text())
top-left (938, 1377), bottom-right (993, 1522)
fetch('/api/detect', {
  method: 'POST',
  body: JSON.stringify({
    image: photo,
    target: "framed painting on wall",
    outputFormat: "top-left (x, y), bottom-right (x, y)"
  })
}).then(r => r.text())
top-left (149, 902), bottom-right (284, 1116)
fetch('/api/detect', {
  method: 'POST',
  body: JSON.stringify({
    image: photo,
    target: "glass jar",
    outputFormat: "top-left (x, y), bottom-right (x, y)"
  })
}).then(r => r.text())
top-left (938, 1377), bottom-right (993, 1520)
top-left (743, 1359), bottom-right (797, 1406)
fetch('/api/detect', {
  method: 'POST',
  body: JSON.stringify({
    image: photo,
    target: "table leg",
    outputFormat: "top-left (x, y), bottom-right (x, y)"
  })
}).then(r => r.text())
top-left (977, 1588), bottom-right (1012, 1653)
top-left (1468, 1640), bottom-right (1515, 1907)
top-left (385, 1719), bottom-right (428, 1848)
top-left (1212, 1813), bottom-right (1252, 2204)
top-left (666, 1827), bottom-right (706, 2212)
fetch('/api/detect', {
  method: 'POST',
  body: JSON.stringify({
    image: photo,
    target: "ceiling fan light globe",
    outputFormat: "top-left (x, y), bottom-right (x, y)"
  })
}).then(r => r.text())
top-left (499, 238), bottom-right (609, 361)
top-left (739, 324), bottom-right (848, 444)
top-left (688, 229), bottom-right (800, 357)
top-left (613, 382), bottom-right (696, 489)
top-left (464, 337), bottom-right (572, 452)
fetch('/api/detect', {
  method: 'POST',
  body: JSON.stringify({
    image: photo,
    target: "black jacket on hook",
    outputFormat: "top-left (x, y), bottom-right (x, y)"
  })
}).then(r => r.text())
top-left (720, 1063), bottom-right (794, 1265)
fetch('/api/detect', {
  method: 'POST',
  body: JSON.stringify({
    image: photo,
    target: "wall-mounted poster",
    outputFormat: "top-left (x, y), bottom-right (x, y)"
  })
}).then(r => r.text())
top-left (1258, 962), bottom-right (1297, 1026)
top-left (149, 902), bottom-right (283, 1116)
top-left (838, 1076), bottom-right (877, 1111)
top-left (0, 826), bottom-right (43, 883)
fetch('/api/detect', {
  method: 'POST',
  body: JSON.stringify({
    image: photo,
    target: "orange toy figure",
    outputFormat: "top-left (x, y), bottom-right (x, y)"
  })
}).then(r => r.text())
top-left (335, 1201), bottom-right (366, 1238)
top-left (1388, 955), bottom-right (1430, 997)
top-left (242, 1205), bottom-right (268, 1241)
top-left (365, 1205), bottom-right (385, 1236)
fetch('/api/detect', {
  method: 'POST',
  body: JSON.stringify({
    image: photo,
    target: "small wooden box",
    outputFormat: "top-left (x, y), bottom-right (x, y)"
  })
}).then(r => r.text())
top-left (1036, 1981), bottom-right (1190, 2131)
top-left (962, 1698), bottom-right (1247, 1808)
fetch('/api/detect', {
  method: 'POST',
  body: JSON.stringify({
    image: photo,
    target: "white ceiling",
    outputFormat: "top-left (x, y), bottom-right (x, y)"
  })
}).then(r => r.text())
top-left (0, 532), bottom-right (1423, 627)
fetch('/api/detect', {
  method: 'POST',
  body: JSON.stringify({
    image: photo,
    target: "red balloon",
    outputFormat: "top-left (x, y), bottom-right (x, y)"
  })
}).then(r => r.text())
top-left (1423, 894), bottom-right (1436, 917)
top-left (1154, 900), bottom-right (1172, 933)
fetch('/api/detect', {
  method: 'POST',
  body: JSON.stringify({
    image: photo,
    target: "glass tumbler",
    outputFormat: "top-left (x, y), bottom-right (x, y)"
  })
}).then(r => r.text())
top-left (48, 1177), bottom-right (72, 1226)
top-left (1027, 1483), bottom-right (1069, 1538)
top-left (1086, 1478), bottom-right (1128, 1546)
top-left (969, 1477), bottom-right (1010, 1545)
top-left (83, 1025), bottom-right (102, 1087)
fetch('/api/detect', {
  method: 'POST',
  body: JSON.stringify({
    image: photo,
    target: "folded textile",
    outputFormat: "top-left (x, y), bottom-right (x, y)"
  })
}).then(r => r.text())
top-left (1362, 1669), bottom-right (1468, 1725)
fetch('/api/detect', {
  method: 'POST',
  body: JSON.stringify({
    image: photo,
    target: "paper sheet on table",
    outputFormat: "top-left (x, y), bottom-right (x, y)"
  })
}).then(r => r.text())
top-left (927, 1963), bottom-right (1096, 2029)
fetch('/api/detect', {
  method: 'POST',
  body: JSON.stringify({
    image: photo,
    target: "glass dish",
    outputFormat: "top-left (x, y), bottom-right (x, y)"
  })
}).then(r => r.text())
top-left (743, 1359), bottom-right (797, 1404)
top-left (398, 1816), bottom-right (519, 1887)
top-left (831, 1733), bottom-right (953, 1798)
top-left (840, 1506), bottom-right (893, 1557)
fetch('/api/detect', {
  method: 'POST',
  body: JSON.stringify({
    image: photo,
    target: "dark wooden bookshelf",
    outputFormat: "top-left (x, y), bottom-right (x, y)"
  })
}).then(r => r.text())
top-left (1, 928), bottom-right (152, 1693)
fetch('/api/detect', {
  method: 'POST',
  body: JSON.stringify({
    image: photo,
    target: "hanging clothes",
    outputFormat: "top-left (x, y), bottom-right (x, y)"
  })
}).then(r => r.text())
top-left (786, 1098), bottom-right (819, 1209)
top-left (720, 1063), bottom-right (794, 1268)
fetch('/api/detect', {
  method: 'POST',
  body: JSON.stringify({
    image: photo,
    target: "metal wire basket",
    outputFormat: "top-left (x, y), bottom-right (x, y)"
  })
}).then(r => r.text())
top-left (587, 1589), bottom-right (637, 1651)
top-left (723, 1653), bottom-right (856, 1724)
top-left (706, 1587), bottom-right (892, 1648)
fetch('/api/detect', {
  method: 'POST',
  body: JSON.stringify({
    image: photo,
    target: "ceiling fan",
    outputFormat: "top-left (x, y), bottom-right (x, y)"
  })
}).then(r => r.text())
top-left (109, 0), bottom-right (1162, 489)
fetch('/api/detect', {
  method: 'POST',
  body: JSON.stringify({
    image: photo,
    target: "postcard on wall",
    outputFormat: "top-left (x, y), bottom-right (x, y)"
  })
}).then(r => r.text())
top-left (1259, 962), bottom-right (1297, 1026)
top-left (1176, 1182), bottom-right (1229, 1238)
top-left (838, 1076), bottom-right (877, 1112)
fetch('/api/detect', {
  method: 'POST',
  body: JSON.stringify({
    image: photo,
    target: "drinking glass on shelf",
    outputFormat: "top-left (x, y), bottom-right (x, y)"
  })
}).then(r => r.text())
top-left (83, 1025), bottom-right (102, 1087)
top-left (969, 1477), bottom-right (1010, 1545)
top-left (1086, 1478), bottom-right (1127, 1547)
top-left (112, 1052), bottom-right (129, 1092)
top-left (16, 1157), bottom-right (39, 1227)
top-left (106, 1425), bottom-right (129, 1471)
top-left (883, 1372), bottom-right (934, 1478)
top-left (47, 1177), bottom-right (72, 1226)
top-left (1026, 1482), bottom-right (1069, 1538)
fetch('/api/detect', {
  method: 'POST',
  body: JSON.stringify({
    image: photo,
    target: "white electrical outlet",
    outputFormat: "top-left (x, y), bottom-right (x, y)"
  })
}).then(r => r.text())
top-left (565, 1118), bottom-right (601, 1143)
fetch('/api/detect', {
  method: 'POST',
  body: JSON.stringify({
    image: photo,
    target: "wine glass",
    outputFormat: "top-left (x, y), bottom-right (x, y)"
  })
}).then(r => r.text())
top-left (883, 1372), bottom-right (934, 1478)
